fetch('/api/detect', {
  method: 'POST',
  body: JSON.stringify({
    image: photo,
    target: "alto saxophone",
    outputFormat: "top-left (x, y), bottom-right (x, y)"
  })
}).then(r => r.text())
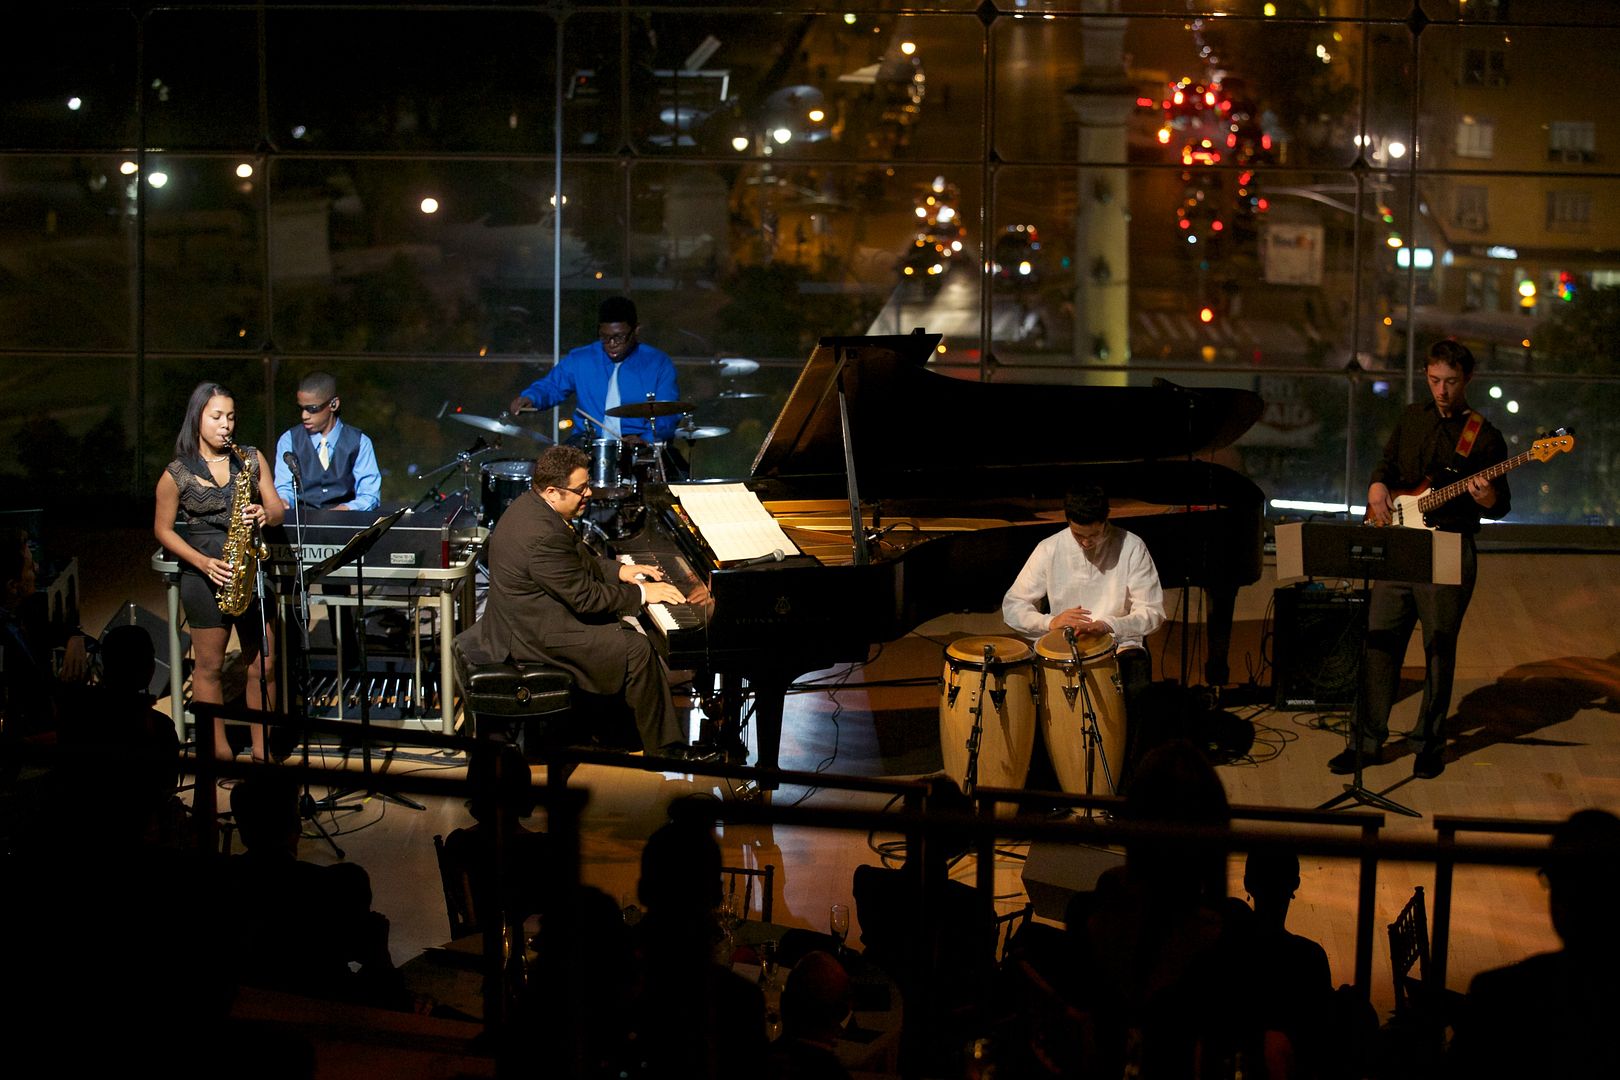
top-left (216, 441), bottom-right (268, 616)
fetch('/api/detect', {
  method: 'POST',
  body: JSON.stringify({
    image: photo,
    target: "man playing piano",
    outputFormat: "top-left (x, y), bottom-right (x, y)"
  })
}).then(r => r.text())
top-left (1002, 485), bottom-right (1166, 784)
top-left (456, 445), bottom-right (711, 759)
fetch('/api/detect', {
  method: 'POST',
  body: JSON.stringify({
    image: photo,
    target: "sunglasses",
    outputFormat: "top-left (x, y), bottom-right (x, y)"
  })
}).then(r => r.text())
top-left (298, 398), bottom-right (336, 415)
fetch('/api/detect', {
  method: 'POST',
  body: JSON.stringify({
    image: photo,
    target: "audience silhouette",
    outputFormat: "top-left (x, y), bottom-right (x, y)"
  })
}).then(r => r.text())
top-left (1451, 808), bottom-right (1620, 1077)
top-left (768, 949), bottom-right (854, 1080)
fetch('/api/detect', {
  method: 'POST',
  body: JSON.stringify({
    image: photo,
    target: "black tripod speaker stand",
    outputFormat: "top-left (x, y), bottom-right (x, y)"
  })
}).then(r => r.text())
top-left (304, 508), bottom-right (426, 813)
top-left (1276, 521), bottom-right (1461, 819)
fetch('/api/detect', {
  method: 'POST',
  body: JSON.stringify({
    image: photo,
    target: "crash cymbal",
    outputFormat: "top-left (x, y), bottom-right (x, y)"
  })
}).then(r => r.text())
top-left (446, 410), bottom-right (551, 442)
top-left (717, 390), bottom-right (766, 400)
top-left (605, 399), bottom-right (692, 420)
top-left (712, 357), bottom-right (759, 378)
top-left (676, 425), bottom-right (731, 440)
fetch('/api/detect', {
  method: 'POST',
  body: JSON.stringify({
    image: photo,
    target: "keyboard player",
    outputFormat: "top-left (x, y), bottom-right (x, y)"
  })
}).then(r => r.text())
top-left (454, 445), bottom-right (715, 760)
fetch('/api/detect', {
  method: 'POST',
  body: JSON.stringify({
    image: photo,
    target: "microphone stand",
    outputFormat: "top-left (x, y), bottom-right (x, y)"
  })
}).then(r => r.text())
top-left (284, 469), bottom-right (354, 855)
top-left (1065, 627), bottom-right (1115, 813)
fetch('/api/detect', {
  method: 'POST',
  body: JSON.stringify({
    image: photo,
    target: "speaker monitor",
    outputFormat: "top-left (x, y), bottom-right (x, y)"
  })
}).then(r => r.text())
top-left (1020, 841), bottom-right (1126, 922)
top-left (1272, 585), bottom-right (1367, 710)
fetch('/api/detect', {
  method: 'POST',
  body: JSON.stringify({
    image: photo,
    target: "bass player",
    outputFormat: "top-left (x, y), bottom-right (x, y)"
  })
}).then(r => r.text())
top-left (1331, 339), bottom-right (1510, 780)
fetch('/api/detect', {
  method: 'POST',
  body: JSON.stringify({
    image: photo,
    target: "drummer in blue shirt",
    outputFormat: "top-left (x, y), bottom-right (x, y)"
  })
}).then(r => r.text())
top-left (273, 371), bottom-right (382, 512)
top-left (507, 296), bottom-right (682, 445)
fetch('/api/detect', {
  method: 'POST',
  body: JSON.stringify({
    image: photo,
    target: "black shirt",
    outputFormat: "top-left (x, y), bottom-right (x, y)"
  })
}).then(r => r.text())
top-left (1370, 400), bottom-right (1511, 533)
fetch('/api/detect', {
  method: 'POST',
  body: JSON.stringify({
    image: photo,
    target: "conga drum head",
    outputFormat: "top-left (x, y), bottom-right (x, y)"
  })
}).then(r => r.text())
top-left (945, 635), bottom-right (1033, 667)
top-left (1034, 629), bottom-right (1115, 665)
top-left (939, 636), bottom-right (1038, 800)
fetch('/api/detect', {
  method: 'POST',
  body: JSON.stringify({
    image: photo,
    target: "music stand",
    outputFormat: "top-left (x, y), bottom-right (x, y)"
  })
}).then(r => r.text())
top-left (1276, 522), bottom-right (1460, 818)
top-left (304, 508), bottom-right (425, 812)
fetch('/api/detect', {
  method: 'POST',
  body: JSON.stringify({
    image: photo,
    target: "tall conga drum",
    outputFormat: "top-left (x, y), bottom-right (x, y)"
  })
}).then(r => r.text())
top-left (939, 636), bottom-right (1038, 795)
top-left (1035, 630), bottom-right (1127, 797)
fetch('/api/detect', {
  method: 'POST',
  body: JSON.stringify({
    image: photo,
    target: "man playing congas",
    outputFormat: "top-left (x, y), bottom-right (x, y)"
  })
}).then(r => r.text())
top-left (1001, 485), bottom-right (1165, 792)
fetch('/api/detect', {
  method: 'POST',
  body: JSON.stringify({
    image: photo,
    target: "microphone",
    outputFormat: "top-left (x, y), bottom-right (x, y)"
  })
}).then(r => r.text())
top-left (864, 523), bottom-right (901, 544)
top-left (282, 450), bottom-right (303, 491)
top-left (731, 549), bottom-right (785, 568)
top-left (1063, 626), bottom-right (1076, 646)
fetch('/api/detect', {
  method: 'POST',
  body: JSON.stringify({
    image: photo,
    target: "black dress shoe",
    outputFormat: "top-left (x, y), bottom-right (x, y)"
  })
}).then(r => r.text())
top-left (1327, 745), bottom-right (1385, 774)
top-left (1413, 747), bottom-right (1446, 779)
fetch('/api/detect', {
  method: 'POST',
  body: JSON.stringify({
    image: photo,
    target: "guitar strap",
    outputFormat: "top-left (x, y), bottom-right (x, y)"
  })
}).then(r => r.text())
top-left (1450, 411), bottom-right (1485, 471)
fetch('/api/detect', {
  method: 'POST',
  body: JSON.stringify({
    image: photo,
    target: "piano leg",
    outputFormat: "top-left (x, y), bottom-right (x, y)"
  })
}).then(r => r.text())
top-left (1204, 584), bottom-right (1237, 688)
top-left (749, 673), bottom-right (792, 791)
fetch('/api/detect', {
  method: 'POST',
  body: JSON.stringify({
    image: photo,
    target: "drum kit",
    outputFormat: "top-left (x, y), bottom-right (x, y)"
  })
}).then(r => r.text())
top-left (938, 629), bottom-right (1127, 804)
top-left (423, 390), bottom-right (740, 541)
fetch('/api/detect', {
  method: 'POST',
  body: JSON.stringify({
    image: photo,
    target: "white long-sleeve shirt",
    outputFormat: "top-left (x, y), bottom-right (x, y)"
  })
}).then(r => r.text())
top-left (1001, 524), bottom-right (1166, 650)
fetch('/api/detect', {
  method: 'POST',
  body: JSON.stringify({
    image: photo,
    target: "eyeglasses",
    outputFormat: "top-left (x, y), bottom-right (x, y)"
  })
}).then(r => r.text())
top-left (298, 398), bottom-right (336, 414)
top-left (554, 482), bottom-right (592, 497)
top-left (599, 331), bottom-right (633, 346)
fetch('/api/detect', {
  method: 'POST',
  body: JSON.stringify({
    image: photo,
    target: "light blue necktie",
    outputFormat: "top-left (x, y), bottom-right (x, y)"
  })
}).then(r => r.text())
top-left (604, 362), bottom-right (622, 438)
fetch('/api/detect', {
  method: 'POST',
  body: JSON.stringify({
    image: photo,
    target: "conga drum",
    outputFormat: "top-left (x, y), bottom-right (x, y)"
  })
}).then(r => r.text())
top-left (1035, 629), bottom-right (1128, 797)
top-left (939, 636), bottom-right (1038, 795)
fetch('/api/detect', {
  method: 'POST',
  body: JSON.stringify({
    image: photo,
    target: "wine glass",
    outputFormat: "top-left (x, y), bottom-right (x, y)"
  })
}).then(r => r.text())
top-left (715, 892), bottom-right (743, 962)
top-left (829, 903), bottom-right (850, 956)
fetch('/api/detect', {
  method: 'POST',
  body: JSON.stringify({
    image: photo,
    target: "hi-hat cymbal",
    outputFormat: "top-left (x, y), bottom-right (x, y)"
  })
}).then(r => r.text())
top-left (446, 411), bottom-right (551, 442)
top-left (676, 425), bottom-right (731, 440)
top-left (712, 358), bottom-right (759, 378)
top-left (605, 399), bottom-right (692, 420)
top-left (717, 390), bottom-right (765, 400)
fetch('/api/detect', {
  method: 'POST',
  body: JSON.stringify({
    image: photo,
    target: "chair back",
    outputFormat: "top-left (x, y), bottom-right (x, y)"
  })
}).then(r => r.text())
top-left (721, 863), bottom-right (775, 923)
top-left (994, 901), bottom-right (1034, 963)
top-left (1388, 884), bottom-right (1431, 1013)
top-left (434, 832), bottom-right (480, 939)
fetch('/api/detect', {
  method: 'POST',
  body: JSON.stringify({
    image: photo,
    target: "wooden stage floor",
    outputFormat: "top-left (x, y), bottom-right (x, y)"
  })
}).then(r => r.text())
top-left (85, 533), bottom-right (1620, 1020)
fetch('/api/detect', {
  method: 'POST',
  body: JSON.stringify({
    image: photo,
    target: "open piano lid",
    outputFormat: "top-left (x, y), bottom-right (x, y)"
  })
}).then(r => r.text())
top-left (750, 331), bottom-right (1264, 492)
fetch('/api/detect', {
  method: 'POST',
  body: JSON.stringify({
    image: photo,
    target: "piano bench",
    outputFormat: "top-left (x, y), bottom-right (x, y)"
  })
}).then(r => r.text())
top-left (453, 645), bottom-right (583, 778)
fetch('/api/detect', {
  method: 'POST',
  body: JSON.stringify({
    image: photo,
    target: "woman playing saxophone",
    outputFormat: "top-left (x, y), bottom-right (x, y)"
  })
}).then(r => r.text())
top-left (154, 382), bottom-right (283, 762)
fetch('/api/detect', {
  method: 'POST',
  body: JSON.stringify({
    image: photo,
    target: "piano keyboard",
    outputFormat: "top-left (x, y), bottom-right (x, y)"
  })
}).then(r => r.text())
top-left (618, 550), bottom-right (709, 663)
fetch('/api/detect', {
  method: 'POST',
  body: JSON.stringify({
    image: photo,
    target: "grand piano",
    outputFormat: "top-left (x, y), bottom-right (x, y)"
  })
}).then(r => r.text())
top-left (620, 330), bottom-right (1264, 778)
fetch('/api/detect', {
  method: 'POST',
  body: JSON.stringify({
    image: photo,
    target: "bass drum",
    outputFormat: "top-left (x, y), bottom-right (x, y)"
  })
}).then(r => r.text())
top-left (939, 636), bottom-right (1038, 798)
top-left (480, 459), bottom-right (533, 527)
top-left (1034, 630), bottom-right (1127, 797)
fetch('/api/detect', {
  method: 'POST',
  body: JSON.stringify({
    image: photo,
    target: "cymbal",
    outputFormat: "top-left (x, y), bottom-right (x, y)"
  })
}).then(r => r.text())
top-left (717, 390), bottom-right (765, 400)
top-left (676, 425), bottom-right (731, 440)
top-left (712, 358), bottom-right (759, 378)
top-left (605, 399), bottom-right (692, 420)
top-left (446, 411), bottom-right (550, 442)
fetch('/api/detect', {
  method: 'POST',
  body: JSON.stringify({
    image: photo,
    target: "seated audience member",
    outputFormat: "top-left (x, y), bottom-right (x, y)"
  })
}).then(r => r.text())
top-left (1238, 848), bottom-right (1337, 1078)
top-left (852, 777), bottom-right (995, 1072)
top-left (517, 885), bottom-right (638, 1077)
top-left (631, 816), bottom-right (768, 1079)
top-left (769, 949), bottom-right (854, 1080)
top-left (1075, 739), bottom-right (1264, 1077)
top-left (1451, 809), bottom-right (1620, 1078)
top-left (0, 527), bottom-right (90, 738)
top-left (442, 742), bottom-right (549, 929)
top-left (227, 776), bottom-right (414, 1012)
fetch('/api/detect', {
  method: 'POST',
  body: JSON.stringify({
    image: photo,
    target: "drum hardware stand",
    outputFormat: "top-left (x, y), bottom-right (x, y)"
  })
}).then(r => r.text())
top-left (960, 644), bottom-right (999, 798)
top-left (1065, 628), bottom-right (1116, 810)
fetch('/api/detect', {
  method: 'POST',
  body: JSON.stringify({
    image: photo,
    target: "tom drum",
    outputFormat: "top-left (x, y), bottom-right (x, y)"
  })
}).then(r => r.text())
top-left (1034, 630), bottom-right (1127, 797)
top-left (480, 459), bottom-right (534, 527)
top-left (589, 438), bottom-right (629, 494)
top-left (939, 636), bottom-right (1038, 796)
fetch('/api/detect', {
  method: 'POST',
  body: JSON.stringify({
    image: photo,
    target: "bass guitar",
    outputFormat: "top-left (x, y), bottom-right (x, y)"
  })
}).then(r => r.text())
top-left (1382, 429), bottom-right (1575, 530)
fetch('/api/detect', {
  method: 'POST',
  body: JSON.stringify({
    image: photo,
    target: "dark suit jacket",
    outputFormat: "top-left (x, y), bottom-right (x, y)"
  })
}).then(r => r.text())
top-left (457, 489), bottom-right (642, 694)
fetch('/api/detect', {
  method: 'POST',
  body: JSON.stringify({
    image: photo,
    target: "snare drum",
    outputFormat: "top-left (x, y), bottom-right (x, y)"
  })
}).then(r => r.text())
top-left (589, 438), bottom-right (628, 493)
top-left (1034, 630), bottom-right (1127, 797)
top-left (939, 636), bottom-right (1038, 795)
top-left (480, 459), bottom-right (533, 527)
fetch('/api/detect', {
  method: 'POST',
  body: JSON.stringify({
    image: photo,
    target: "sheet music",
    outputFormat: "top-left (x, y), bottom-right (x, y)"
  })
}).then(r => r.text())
top-left (667, 483), bottom-right (801, 563)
